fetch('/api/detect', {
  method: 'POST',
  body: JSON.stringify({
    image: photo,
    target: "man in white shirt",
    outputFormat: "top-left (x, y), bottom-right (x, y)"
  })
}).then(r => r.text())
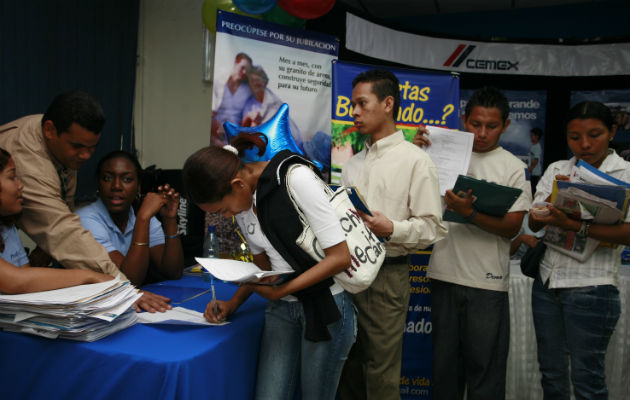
top-left (337, 69), bottom-right (447, 400)
top-left (415, 87), bottom-right (532, 399)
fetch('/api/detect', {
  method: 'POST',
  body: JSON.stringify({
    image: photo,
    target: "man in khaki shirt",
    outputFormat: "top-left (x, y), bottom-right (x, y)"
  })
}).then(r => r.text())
top-left (338, 70), bottom-right (447, 400)
top-left (0, 90), bottom-right (170, 312)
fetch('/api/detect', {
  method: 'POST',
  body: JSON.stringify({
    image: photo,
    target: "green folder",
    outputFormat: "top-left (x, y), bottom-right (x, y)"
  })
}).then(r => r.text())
top-left (444, 175), bottom-right (523, 224)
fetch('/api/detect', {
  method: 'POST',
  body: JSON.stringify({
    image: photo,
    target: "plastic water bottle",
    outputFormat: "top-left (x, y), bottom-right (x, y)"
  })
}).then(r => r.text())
top-left (202, 225), bottom-right (220, 258)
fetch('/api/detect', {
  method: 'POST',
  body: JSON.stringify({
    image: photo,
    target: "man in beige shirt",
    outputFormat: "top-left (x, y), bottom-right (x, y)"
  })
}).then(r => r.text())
top-left (337, 70), bottom-right (447, 400)
top-left (0, 90), bottom-right (170, 312)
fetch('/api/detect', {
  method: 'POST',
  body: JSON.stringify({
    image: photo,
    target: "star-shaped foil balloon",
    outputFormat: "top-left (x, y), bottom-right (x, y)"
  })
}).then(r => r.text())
top-left (223, 103), bottom-right (322, 169)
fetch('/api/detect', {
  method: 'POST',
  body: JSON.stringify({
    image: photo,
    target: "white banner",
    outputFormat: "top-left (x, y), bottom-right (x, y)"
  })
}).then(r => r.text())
top-left (346, 13), bottom-right (630, 77)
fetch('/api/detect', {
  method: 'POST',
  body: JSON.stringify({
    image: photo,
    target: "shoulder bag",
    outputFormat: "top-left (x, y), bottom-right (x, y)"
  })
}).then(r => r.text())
top-left (520, 239), bottom-right (546, 279)
top-left (285, 165), bottom-right (385, 293)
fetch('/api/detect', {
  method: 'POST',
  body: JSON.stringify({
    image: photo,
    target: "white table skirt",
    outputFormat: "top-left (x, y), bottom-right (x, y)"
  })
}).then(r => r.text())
top-left (506, 261), bottom-right (630, 400)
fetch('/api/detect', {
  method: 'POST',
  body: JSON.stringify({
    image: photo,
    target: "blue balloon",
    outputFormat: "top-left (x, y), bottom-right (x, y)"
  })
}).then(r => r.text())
top-left (223, 103), bottom-right (322, 169)
top-left (233, 0), bottom-right (277, 15)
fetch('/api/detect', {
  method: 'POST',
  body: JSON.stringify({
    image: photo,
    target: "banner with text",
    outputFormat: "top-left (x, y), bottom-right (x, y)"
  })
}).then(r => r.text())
top-left (212, 11), bottom-right (338, 170)
top-left (402, 251), bottom-right (433, 400)
top-left (210, 11), bottom-right (338, 254)
top-left (346, 13), bottom-right (630, 77)
top-left (331, 60), bottom-right (459, 183)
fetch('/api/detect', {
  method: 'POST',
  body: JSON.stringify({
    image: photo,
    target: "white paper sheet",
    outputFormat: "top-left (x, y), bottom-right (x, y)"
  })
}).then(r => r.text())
top-left (423, 126), bottom-right (475, 195)
top-left (195, 257), bottom-right (293, 284)
top-left (137, 307), bottom-right (229, 326)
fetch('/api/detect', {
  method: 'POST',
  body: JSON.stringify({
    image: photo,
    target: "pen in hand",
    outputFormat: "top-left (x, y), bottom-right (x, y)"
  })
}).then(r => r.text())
top-left (211, 274), bottom-right (220, 321)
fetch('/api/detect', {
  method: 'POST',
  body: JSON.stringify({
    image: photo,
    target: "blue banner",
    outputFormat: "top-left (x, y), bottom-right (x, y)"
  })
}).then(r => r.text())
top-left (330, 61), bottom-right (459, 183)
top-left (401, 251), bottom-right (433, 399)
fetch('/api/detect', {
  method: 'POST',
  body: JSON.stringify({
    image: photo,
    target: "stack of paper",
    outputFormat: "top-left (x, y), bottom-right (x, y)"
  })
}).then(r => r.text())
top-left (0, 277), bottom-right (141, 341)
top-left (423, 126), bottom-right (475, 195)
top-left (545, 163), bottom-right (630, 262)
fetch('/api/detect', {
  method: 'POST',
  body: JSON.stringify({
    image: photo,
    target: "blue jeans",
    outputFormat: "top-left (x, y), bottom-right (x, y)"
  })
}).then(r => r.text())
top-left (254, 291), bottom-right (356, 400)
top-left (531, 278), bottom-right (620, 400)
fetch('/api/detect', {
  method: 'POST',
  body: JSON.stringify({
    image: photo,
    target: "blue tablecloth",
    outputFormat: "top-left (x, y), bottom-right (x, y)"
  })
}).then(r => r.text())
top-left (0, 275), bottom-right (267, 400)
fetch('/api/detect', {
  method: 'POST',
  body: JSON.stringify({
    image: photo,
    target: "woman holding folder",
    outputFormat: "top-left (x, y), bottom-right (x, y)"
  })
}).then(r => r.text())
top-left (182, 135), bottom-right (355, 400)
top-left (529, 101), bottom-right (630, 399)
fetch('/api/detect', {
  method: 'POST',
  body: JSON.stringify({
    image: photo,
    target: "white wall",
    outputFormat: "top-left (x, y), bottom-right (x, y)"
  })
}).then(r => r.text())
top-left (134, 0), bottom-right (213, 169)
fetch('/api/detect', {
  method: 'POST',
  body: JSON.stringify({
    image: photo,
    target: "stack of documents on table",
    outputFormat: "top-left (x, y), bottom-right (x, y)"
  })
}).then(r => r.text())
top-left (0, 277), bottom-right (141, 341)
top-left (545, 161), bottom-right (630, 262)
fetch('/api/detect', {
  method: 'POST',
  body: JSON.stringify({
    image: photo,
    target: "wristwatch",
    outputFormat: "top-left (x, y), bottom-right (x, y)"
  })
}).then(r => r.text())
top-left (577, 221), bottom-right (591, 237)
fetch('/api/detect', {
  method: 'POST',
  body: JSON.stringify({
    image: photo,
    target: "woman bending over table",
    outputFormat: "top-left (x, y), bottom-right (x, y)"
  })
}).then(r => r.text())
top-left (182, 135), bottom-right (356, 400)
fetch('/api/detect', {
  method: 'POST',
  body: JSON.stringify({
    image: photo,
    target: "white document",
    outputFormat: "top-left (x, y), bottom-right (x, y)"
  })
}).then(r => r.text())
top-left (137, 307), bottom-right (229, 326)
top-left (195, 257), bottom-right (293, 284)
top-left (0, 277), bottom-right (125, 304)
top-left (423, 126), bottom-right (474, 195)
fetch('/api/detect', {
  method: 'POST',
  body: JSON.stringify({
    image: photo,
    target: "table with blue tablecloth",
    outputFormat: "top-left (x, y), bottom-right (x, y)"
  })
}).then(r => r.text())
top-left (0, 275), bottom-right (267, 400)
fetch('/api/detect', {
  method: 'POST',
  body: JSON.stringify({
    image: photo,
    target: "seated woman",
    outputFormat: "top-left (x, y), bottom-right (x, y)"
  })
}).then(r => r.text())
top-left (77, 151), bottom-right (184, 287)
top-left (0, 147), bottom-right (112, 294)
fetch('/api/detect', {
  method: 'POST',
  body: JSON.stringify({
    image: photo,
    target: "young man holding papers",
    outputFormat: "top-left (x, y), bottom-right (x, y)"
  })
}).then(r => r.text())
top-left (337, 69), bottom-right (447, 400)
top-left (415, 87), bottom-right (531, 399)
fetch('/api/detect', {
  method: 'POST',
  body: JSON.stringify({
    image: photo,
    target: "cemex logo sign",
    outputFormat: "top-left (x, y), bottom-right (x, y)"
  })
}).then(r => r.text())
top-left (443, 44), bottom-right (519, 71)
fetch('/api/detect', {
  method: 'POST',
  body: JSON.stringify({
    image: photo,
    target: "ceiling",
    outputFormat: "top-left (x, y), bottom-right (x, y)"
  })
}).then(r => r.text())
top-left (335, 0), bottom-right (629, 41)
top-left (338, 0), bottom-right (601, 17)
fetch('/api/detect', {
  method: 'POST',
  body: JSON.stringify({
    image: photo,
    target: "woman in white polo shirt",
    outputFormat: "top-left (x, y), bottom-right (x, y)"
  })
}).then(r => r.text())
top-left (529, 101), bottom-right (630, 399)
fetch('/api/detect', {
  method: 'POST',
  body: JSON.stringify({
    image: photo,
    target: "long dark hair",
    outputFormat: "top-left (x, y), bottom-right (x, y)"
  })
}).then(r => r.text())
top-left (0, 148), bottom-right (18, 252)
top-left (182, 132), bottom-right (266, 205)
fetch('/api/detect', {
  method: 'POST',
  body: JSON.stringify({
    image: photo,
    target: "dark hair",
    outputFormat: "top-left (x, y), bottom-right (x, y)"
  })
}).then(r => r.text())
top-left (566, 101), bottom-right (615, 131)
top-left (183, 133), bottom-right (267, 205)
top-left (235, 52), bottom-right (252, 66)
top-left (95, 150), bottom-right (143, 181)
top-left (465, 87), bottom-right (510, 123)
top-left (42, 90), bottom-right (105, 135)
top-left (352, 69), bottom-right (400, 120)
top-left (530, 127), bottom-right (543, 139)
top-left (0, 148), bottom-right (17, 251)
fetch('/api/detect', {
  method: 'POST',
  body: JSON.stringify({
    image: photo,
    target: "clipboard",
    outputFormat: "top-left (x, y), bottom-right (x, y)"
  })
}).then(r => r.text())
top-left (444, 175), bottom-right (522, 224)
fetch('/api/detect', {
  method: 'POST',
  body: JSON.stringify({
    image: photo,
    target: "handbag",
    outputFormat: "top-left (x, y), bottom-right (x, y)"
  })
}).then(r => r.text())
top-left (285, 165), bottom-right (385, 294)
top-left (520, 239), bottom-right (547, 279)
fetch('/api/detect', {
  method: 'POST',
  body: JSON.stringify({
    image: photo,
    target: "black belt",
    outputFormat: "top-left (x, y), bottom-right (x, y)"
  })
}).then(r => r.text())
top-left (383, 255), bottom-right (409, 265)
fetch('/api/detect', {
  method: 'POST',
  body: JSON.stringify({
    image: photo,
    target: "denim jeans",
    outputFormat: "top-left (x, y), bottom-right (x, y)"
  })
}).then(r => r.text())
top-left (254, 291), bottom-right (356, 400)
top-left (531, 278), bottom-right (620, 400)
